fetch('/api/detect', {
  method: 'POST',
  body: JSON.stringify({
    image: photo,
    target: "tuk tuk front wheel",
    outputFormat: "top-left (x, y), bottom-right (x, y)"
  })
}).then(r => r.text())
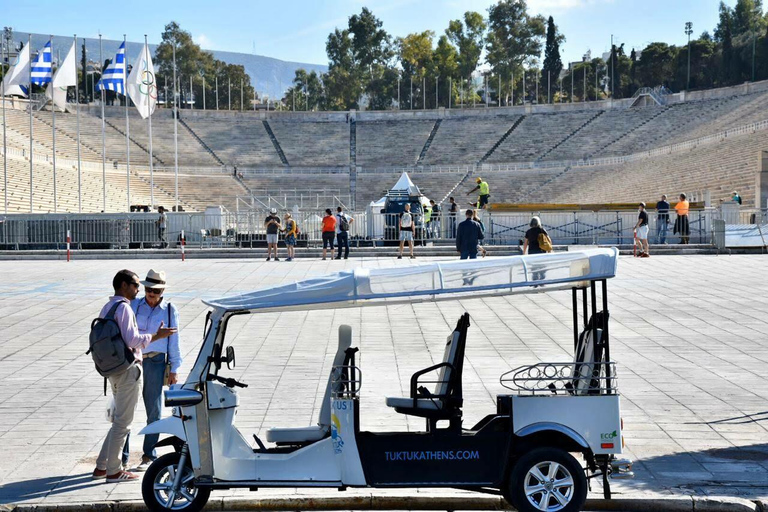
top-left (142, 452), bottom-right (211, 512)
top-left (506, 447), bottom-right (587, 512)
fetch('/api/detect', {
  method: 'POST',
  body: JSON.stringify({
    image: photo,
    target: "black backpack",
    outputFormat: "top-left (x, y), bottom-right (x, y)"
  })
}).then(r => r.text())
top-left (338, 214), bottom-right (350, 232)
top-left (87, 301), bottom-right (137, 378)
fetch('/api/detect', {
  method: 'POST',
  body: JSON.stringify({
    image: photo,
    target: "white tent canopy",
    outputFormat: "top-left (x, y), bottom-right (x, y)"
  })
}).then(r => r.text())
top-left (203, 248), bottom-right (619, 313)
top-left (391, 172), bottom-right (420, 196)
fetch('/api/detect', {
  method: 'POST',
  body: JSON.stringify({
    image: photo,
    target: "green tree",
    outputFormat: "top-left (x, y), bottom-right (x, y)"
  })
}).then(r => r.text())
top-left (715, 2), bottom-right (739, 84)
top-left (485, 0), bottom-right (545, 102)
top-left (325, 28), bottom-right (361, 109)
top-left (154, 22), bottom-right (254, 110)
top-left (446, 11), bottom-right (486, 103)
top-left (433, 35), bottom-right (460, 107)
top-left (541, 16), bottom-right (564, 103)
top-left (635, 42), bottom-right (678, 89)
top-left (675, 38), bottom-right (717, 90)
top-left (398, 31), bottom-right (435, 108)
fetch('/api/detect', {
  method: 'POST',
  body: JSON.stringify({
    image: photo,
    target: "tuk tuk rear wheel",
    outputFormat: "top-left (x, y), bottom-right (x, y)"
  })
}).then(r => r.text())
top-left (142, 452), bottom-right (211, 512)
top-left (506, 447), bottom-right (587, 512)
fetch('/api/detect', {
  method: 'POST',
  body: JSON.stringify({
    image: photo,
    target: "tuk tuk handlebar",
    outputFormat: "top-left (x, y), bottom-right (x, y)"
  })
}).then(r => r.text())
top-left (207, 373), bottom-right (248, 388)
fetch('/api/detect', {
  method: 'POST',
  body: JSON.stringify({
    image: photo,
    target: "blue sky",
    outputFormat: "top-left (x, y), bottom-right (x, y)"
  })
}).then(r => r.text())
top-left (4, 0), bottom-right (737, 66)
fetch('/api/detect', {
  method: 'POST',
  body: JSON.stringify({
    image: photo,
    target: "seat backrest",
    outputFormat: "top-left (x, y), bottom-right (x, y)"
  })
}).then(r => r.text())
top-left (318, 325), bottom-right (352, 428)
top-left (434, 313), bottom-right (470, 398)
top-left (572, 311), bottom-right (606, 395)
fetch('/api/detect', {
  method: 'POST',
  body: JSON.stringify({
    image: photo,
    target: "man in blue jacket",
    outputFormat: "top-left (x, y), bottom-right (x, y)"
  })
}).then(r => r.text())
top-left (455, 209), bottom-right (484, 259)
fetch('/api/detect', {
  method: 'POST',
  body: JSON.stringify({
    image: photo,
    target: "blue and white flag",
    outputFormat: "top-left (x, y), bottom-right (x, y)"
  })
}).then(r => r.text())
top-left (97, 42), bottom-right (126, 95)
top-left (30, 41), bottom-right (53, 86)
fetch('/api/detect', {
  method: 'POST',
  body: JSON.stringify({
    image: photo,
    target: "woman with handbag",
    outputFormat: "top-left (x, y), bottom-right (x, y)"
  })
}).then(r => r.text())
top-left (121, 269), bottom-right (182, 472)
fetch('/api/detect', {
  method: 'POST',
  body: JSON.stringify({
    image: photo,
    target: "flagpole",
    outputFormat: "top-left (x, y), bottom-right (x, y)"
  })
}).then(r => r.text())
top-left (28, 35), bottom-right (33, 213)
top-left (75, 36), bottom-right (81, 213)
top-left (240, 78), bottom-right (243, 111)
top-left (99, 33), bottom-right (106, 212)
top-left (228, 77), bottom-right (231, 110)
top-left (50, 35), bottom-right (57, 213)
top-left (145, 36), bottom-right (154, 209)
top-left (172, 40), bottom-right (179, 211)
top-left (2, 34), bottom-right (7, 214)
top-left (124, 35), bottom-right (130, 211)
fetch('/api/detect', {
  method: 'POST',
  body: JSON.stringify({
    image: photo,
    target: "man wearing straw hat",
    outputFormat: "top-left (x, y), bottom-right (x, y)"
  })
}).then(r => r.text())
top-left (121, 269), bottom-right (182, 472)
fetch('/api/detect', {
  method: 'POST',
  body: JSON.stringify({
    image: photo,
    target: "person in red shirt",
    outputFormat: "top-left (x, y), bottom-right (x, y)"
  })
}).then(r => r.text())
top-left (321, 209), bottom-right (337, 260)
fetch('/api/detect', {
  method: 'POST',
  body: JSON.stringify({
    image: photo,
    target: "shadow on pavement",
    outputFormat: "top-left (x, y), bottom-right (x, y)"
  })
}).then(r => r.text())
top-left (0, 473), bottom-right (103, 503)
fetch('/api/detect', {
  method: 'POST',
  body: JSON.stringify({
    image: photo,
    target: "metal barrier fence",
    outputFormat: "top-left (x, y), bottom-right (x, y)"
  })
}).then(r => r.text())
top-left (0, 209), bottom-right (717, 249)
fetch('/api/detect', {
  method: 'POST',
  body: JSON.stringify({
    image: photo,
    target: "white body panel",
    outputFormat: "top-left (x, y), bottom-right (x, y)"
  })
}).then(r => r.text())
top-left (139, 415), bottom-right (186, 440)
top-left (512, 395), bottom-right (623, 455)
top-left (330, 399), bottom-right (366, 485)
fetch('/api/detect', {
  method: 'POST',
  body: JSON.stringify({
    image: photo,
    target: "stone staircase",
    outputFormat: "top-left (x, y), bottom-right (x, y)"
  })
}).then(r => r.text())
top-left (478, 115), bottom-right (526, 164)
top-left (537, 111), bottom-right (604, 161)
top-left (178, 115), bottom-right (225, 166)
top-left (103, 118), bottom-right (165, 166)
top-left (416, 119), bottom-right (442, 165)
top-left (589, 106), bottom-right (670, 159)
top-left (262, 120), bottom-right (289, 165)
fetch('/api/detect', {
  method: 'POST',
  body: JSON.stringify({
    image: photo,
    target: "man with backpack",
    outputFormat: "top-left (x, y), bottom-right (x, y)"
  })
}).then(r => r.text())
top-left (335, 206), bottom-right (354, 260)
top-left (90, 270), bottom-right (176, 483)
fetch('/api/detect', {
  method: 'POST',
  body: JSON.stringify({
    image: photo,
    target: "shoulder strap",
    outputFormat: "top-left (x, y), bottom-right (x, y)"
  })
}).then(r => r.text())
top-left (105, 300), bottom-right (122, 320)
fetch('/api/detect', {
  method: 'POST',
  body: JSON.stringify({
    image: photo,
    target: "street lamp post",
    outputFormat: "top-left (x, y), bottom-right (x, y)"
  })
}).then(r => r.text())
top-left (685, 22), bottom-right (693, 90)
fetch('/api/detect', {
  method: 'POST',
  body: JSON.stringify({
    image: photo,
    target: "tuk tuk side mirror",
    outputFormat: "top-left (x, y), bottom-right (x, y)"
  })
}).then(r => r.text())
top-left (226, 346), bottom-right (236, 370)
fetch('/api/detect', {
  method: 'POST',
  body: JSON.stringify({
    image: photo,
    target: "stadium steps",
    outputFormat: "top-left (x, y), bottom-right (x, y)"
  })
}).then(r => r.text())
top-left (440, 167), bottom-right (475, 204)
top-left (478, 115), bottom-right (526, 164)
top-left (177, 115), bottom-right (225, 166)
top-left (32, 112), bottom-right (103, 160)
top-left (103, 118), bottom-right (165, 166)
top-left (349, 117), bottom-right (357, 167)
top-left (130, 171), bottom-right (196, 211)
top-left (513, 165), bottom-right (573, 203)
top-left (262, 120), bottom-right (289, 165)
top-left (537, 110), bottom-right (605, 161)
top-left (416, 119), bottom-right (442, 165)
top-left (588, 106), bottom-right (671, 159)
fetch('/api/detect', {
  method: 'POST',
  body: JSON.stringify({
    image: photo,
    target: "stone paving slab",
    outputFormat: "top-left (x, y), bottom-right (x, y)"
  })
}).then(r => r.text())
top-left (0, 255), bottom-right (767, 507)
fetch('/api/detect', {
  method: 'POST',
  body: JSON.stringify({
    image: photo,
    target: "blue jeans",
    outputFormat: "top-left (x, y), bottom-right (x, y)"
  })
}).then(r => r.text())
top-left (122, 353), bottom-right (166, 463)
top-left (656, 220), bottom-right (668, 244)
top-left (460, 250), bottom-right (478, 260)
top-left (336, 232), bottom-right (349, 258)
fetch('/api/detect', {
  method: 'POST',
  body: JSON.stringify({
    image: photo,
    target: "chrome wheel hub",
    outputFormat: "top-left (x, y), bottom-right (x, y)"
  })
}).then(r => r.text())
top-left (153, 463), bottom-right (198, 510)
top-left (523, 461), bottom-right (574, 511)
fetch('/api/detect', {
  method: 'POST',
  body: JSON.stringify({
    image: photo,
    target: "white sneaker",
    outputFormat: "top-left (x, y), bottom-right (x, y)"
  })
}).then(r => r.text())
top-left (134, 457), bottom-right (153, 472)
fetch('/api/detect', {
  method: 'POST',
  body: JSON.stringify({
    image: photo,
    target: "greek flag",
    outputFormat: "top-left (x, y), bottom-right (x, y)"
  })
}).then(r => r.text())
top-left (30, 41), bottom-right (53, 86)
top-left (97, 42), bottom-right (126, 95)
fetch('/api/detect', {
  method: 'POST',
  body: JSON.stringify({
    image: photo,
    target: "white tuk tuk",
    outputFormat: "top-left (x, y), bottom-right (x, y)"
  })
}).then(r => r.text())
top-left (140, 248), bottom-right (633, 512)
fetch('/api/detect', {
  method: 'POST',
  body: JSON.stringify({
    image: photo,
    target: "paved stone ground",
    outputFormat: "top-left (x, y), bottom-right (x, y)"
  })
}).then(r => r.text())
top-left (0, 255), bottom-right (767, 507)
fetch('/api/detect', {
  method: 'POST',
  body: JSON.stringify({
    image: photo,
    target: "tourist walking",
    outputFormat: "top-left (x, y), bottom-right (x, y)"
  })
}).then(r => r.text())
top-left (456, 209), bottom-right (484, 259)
top-left (430, 199), bottom-right (441, 238)
top-left (656, 194), bottom-right (670, 244)
top-left (156, 206), bottom-right (168, 248)
top-left (282, 213), bottom-right (298, 261)
top-left (634, 203), bottom-right (650, 258)
top-left (265, 208), bottom-right (282, 261)
top-left (448, 197), bottom-right (458, 237)
top-left (523, 217), bottom-right (552, 282)
top-left (335, 207), bottom-right (354, 259)
top-left (674, 193), bottom-right (690, 244)
top-left (321, 209), bottom-right (337, 260)
top-left (472, 210), bottom-right (488, 257)
top-left (121, 270), bottom-right (182, 471)
top-left (398, 203), bottom-right (415, 259)
top-left (91, 270), bottom-right (175, 483)
top-left (467, 177), bottom-right (490, 209)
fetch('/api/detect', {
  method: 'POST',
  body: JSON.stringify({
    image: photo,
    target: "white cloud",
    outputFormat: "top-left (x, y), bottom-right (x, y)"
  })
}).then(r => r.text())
top-left (195, 34), bottom-right (212, 49)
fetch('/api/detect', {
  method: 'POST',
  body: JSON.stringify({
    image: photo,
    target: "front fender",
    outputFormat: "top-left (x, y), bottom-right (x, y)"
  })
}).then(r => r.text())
top-left (138, 415), bottom-right (186, 441)
top-left (515, 422), bottom-right (589, 450)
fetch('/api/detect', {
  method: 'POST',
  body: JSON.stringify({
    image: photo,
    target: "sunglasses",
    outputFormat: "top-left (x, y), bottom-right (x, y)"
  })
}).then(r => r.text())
top-left (130, 281), bottom-right (140, 288)
top-left (145, 288), bottom-right (163, 295)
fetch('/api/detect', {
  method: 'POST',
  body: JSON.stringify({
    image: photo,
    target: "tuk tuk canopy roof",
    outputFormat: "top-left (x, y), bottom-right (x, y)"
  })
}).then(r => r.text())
top-left (203, 248), bottom-right (619, 313)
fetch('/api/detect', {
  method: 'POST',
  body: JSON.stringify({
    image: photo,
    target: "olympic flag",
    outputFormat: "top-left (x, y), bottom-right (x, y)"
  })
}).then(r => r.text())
top-left (127, 42), bottom-right (157, 119)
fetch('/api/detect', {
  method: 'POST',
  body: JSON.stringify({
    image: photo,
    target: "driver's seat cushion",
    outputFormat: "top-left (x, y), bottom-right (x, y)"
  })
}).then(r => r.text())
top-left (265, 425), bottom-right (327, 444)
top-left (385, 397), bottom-right (443, 410)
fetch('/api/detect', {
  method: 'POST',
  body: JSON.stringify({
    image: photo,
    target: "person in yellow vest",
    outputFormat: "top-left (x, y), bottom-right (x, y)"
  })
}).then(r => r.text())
top-left (467, 177), bottom-right (490, 209)
top-left (423, 203), bottom-right (432, 239)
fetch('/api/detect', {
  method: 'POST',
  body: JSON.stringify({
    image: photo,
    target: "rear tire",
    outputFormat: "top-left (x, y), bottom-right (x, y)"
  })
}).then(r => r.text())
top-left (142, 452), bottom-right (210, 512)
top-left (506, 447), bottom-right (587, 512)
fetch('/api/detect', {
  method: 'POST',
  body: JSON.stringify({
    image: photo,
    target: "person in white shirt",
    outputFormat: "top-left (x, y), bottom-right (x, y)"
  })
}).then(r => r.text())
top-left (121, 269), bottom-right (182, 472)
top-left (335, 206), bottom-right (354, 260)
top-left (398, 203), bottom-right (416, 259)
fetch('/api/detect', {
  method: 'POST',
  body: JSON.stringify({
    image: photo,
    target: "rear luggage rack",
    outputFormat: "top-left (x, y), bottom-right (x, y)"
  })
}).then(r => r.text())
top-left (500, 362), bottom-right (617, 396)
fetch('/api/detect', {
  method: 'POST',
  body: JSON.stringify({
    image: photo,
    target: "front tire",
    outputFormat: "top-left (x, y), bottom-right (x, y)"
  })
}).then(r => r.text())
top-left (506, 447), bottom-right (587, 512)
top-left (142, 452), bottom-right (210, 512)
